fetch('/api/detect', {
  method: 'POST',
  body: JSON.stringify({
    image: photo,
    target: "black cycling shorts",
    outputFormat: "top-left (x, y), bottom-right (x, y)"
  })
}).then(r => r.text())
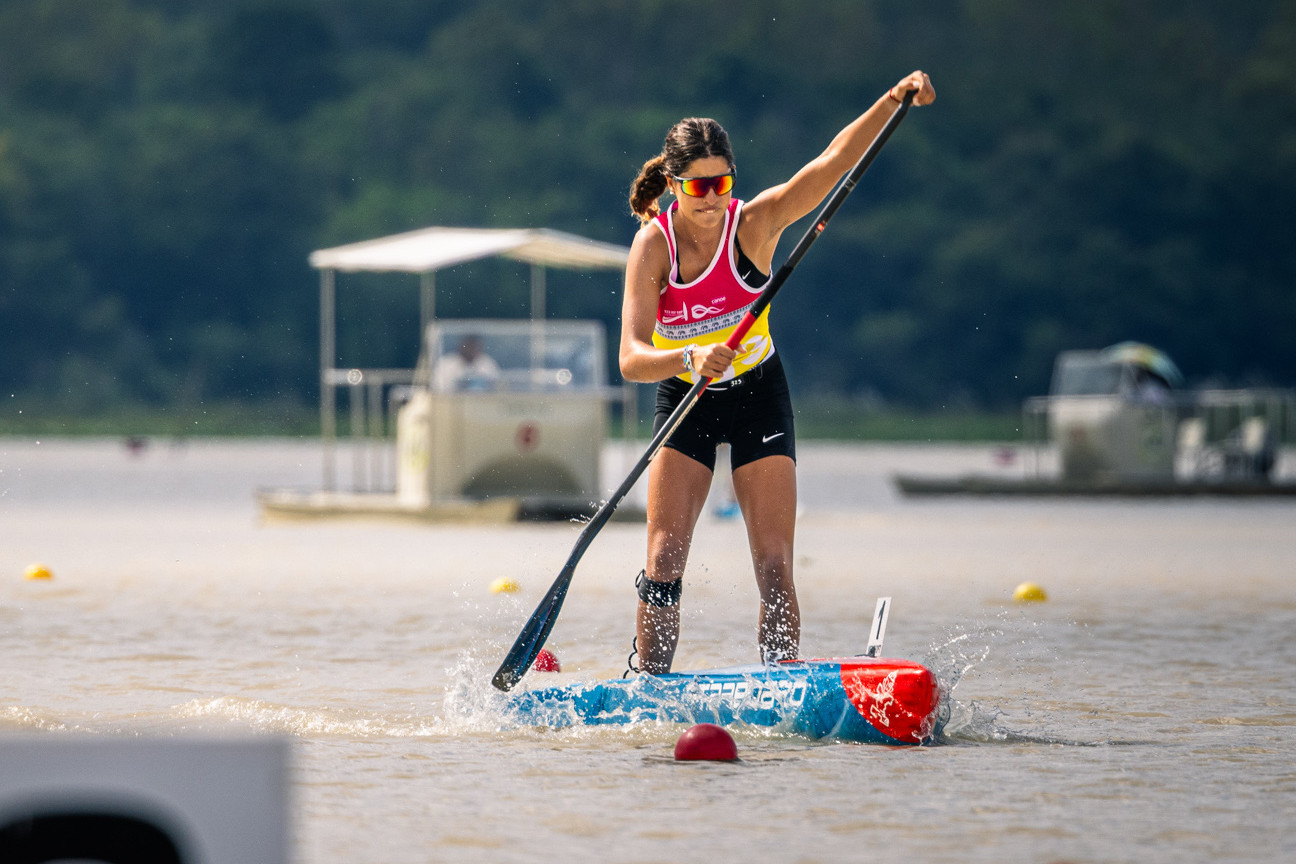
top-left (653, 352), bottom-right (796, 472)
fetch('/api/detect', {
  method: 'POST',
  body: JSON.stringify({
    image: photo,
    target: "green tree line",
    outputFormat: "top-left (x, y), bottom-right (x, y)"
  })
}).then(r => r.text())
top-left (2, 0), bottom-right (1293, 426)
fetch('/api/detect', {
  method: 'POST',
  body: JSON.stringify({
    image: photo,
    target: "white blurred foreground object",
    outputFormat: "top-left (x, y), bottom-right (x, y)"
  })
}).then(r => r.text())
top-left (0, 736), bottom-right (290, 864)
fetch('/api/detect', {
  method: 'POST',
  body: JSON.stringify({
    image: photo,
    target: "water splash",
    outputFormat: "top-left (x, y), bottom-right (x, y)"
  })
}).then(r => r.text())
top-left (921, 613), bottom-right (1120, 746)
top-left (924, 626), bottom-right (1000, 696)
top-left (0, 705), bottom-right (70, 732)
top-left (939, 698), bottom-right (1114, 746)
top-left (440, 646), bottom-right (521, 734)
top-left (918, 620), bottom-right (999, 742)
top-left (174, 697), bottom-right (442, 738)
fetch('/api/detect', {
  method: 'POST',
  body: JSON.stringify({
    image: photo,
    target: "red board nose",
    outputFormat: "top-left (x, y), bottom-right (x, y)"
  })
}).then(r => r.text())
top-left (839, 660), bottom-right (941, 743)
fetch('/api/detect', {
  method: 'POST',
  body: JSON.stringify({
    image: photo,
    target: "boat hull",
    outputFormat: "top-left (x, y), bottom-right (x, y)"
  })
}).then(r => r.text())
top-left (893, 472), bottom-right (1296, 497)
top-left (508, 657), bottom-right (943, 745)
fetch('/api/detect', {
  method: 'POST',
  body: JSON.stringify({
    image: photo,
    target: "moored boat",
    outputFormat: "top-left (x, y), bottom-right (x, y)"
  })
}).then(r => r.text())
top-left (894, 343), bottom-right (1296, 497)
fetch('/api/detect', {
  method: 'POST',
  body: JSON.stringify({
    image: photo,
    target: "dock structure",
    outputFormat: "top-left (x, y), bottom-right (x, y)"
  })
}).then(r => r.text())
top-left (259, 227), bottom-right (639, 523)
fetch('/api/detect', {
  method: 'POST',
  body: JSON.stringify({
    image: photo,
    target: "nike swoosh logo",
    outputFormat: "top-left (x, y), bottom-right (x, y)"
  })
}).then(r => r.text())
top-left (762, 432), bottom-right (785, 443)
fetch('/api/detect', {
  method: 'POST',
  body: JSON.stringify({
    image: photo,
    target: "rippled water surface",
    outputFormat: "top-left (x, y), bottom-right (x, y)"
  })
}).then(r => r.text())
top-left (2, 438), bottom-right (1294, 862)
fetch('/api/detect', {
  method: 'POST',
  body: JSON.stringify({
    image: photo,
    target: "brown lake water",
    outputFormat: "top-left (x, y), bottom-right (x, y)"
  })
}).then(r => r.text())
top-left (2, 437), bottom-right (1294, 863)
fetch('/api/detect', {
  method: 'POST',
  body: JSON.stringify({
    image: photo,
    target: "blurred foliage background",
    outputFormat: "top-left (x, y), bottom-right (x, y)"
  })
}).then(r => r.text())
top-left (2, 0), bottom-right (1293, 434)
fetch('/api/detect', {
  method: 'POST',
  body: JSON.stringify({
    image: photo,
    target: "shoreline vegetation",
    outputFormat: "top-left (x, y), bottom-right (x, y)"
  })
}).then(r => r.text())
top-left (0, 399), bottom-right (1024, 442)
top-left (4, 2), bottom-right (1293, 423)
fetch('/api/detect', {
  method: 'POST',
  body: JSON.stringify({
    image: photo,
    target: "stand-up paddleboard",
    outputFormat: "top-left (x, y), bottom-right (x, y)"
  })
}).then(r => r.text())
top-left (508, 598), bottom-right (943, 745)
top-left (508, 655), bottom-right (943, 745)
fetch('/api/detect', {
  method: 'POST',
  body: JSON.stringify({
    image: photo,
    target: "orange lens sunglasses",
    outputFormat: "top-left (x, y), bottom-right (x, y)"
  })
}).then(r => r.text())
top-left (673, 172), bottom-right (735, 197)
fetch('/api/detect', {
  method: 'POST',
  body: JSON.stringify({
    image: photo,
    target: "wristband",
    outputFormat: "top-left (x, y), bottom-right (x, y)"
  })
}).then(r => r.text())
top-left (888, 87), bottom-right (902, 104)
top-left (682, 344), bottom-right (698, 374)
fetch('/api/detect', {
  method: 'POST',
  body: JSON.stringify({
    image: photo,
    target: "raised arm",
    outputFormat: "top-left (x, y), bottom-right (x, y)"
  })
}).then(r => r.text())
top-left (737, 70), bottom-right (935, 270)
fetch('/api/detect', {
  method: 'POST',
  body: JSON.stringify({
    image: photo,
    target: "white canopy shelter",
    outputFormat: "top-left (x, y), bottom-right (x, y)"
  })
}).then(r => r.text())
top-left (309, 226), bottom-right (630, 491)
top-left (310, 226), bottom-right (630, 273)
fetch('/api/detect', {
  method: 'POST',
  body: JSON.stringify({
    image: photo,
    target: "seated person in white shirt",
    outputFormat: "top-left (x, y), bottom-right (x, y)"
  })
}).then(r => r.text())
top-left (433, 334), bottom-right (500, 392)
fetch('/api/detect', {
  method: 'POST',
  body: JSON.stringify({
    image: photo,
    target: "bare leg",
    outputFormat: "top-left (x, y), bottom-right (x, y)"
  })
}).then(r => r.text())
top-left (731, 455), bottom-right (799, 662)
top-left (636, 447), bottom-right (713, 674)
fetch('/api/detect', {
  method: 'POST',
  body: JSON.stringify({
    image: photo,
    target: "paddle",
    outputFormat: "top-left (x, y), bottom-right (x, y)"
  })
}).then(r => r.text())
top-left (492, 90), bottom-right (916, 691)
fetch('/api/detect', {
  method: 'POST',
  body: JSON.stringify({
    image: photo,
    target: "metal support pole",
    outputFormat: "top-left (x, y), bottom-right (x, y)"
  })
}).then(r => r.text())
top-left (529, 263), bottom-right (545, 321)
top-left (368, 376), bottom-right (384, 490)
top-left (320, 269), bottom-right (337, 491)
top-left (530, 263), bottom-right (546, 375)
top-left (419, 271), bottom-right (435, 335)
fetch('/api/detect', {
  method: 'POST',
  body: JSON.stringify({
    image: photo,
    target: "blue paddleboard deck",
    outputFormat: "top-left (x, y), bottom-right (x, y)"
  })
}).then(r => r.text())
top-left (508, 657), bottom-right (943, 745)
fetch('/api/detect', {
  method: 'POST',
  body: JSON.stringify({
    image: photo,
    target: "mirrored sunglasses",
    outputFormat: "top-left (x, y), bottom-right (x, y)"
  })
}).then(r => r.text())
top-left (673, 172), bottom-right (735, 198)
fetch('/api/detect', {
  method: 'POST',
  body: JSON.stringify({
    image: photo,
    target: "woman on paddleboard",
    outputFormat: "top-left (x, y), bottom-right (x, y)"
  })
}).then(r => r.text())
top-left (620, 71), bottom-right (935, 674)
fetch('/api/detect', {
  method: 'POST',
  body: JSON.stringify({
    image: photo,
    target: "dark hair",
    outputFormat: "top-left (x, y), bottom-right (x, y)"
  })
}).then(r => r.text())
top-left (629, 117), bottom-right (735, 223)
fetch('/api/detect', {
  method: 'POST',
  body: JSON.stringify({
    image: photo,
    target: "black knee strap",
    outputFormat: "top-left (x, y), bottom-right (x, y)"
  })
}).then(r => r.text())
top-left (635, 569), bottom-right (682, 607)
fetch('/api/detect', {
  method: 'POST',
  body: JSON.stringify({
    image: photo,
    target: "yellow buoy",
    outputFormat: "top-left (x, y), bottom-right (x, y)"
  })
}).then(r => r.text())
top-left (24, 563), bottom-right (53, 581)
top-left (1013, 581), bottom-right (1047, 602)
top-left (490, 577), bottom-right (520, 594)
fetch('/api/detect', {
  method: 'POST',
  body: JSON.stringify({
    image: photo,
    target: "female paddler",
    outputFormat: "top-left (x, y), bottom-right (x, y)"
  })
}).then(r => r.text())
top-left (619, 71), bottom-right (935, 674)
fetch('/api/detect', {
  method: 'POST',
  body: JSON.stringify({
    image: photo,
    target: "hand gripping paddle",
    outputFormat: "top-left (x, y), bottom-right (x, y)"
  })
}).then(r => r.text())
top-left (492, 90), bottom-right (916, 691)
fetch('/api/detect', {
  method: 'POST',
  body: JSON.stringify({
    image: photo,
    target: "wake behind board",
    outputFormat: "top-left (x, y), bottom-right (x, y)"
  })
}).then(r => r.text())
top-left (507, 656), bottom-right (943, 745)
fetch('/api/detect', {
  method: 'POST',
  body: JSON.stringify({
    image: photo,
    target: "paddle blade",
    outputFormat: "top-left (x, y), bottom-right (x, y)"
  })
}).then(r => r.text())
top-left (491, 569), bottom-right (572, 691)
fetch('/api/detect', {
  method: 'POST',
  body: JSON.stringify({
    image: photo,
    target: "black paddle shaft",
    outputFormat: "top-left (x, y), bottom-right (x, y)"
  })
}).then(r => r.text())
top-left (491, 90), bottom-right (915, 691)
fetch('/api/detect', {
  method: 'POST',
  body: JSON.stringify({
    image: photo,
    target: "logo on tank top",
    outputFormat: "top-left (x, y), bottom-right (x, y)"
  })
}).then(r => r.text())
top-left (736, 334), bottom-right (770, 366)
top-left (661, 303), bottom-right (726, 324)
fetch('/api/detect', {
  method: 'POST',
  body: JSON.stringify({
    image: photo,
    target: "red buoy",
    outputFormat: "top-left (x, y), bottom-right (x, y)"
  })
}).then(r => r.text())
top-left (533, 649), bottom-right (561, 673)
top-left (673, 723), bottom-right (738, 761)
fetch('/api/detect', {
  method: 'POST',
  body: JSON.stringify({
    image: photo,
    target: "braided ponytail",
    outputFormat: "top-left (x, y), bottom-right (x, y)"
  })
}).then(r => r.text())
top-left (629, 155), bottom-right (671, 223)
